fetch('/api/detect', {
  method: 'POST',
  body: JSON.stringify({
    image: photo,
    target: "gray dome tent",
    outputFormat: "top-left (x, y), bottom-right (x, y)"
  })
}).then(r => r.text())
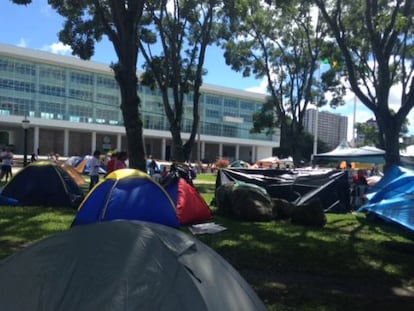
top-left (0, 220), bottom-right (266, 311)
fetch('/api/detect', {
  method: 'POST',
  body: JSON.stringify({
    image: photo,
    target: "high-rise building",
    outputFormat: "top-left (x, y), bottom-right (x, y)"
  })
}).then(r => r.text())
top-left (303, 108), bottom-right (348, 149)
top-left (0, 44), bottom-right (280, 163)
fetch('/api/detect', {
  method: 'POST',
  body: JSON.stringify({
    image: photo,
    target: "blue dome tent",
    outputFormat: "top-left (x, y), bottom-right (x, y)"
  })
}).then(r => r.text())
top-left (72, 169), bottom-right (179, 228)
top-left (1, 160), bottom-right (84, 208)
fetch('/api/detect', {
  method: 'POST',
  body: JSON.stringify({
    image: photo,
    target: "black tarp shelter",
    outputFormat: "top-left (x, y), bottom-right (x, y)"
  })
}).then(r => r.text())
top-left (216, 168), bottom-right (349, 211)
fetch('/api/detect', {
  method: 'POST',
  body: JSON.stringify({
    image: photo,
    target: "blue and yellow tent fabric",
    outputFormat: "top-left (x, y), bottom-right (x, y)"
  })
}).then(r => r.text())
top-left (72, 169), bottom-right (180, 228)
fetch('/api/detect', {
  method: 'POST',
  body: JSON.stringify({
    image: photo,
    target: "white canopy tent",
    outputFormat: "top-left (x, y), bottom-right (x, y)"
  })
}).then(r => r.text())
top-left (314, 140), bottom-right (385, 164)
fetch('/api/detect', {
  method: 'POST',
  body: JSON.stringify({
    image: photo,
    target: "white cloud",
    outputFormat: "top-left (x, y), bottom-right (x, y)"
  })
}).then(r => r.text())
top-left (42, 42), bottom-right (72, 55)
top-left (245, 78), bottom-right (268, 94)
top-left (17, 38), bottom-right (28, 48)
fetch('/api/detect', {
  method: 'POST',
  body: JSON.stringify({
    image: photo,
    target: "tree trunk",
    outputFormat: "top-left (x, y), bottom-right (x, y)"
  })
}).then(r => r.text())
top-left (381, 123), bottom-right (401, 171)
top-left (376, 111), bottom-right (401, 171)
top-left (170, 122), bottom-right (186, 162)
top-left (182, 88), bottom-right (201, 162)
top-left (114, 67), bottom-right (146, 172)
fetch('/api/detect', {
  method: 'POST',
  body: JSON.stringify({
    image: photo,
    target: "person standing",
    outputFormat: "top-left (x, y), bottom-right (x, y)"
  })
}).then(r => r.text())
top-left (0, 148), bottom-right (13, 182)
top-left (114, 151), bottom-right (128, 171)
top-left (351, 169), bottom-right (368, 209)
top-left (149, 159), bottom-right (158, 176)
top-left (105, 152), bottom-right (117, 177)
top-left (30, 153), bottom-right (38, 163)
top-left (88, 150), bottom-right (102, 191)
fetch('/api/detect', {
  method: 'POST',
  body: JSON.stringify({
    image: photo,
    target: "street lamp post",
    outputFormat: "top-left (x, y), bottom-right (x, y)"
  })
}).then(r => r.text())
top-left (21, 118), bottom-right (30, 167)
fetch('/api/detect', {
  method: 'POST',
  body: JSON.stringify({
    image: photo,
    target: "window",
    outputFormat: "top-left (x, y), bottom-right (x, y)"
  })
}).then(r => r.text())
top-left (223, 125), bottom-right (238, 137)
top-left (97, 76), bottom-right (118, 89)
top-left (97, 94), bottom-right (119, 106)
top-left (206, 109), bottom-right (220, 118)
top-left (224, 98), bottom-right (238, 108)
top-left (39, 85), bottom-right (65, 97)
top-left (69, 104), bottom-right (92, 121)
top-left (39, 66), bottom-right (65, 82)
top-left (70, 71), bottom-right (93, 85)
top-left (205, 95), bottom-right (221, 107)
top-left (69, 89), bottom-right (93, 101)
top-left (240, 100), bottom-right (257, 111)
top-left (15, 62), bottom-right (35, 76)
top-left (0, 59), bottom-right (14, 72)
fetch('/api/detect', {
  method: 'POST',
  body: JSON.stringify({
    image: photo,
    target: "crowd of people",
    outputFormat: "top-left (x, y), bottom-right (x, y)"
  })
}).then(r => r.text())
top-left (0, 146), bottom-right (196, 191)
top-left (85, 151), bottom-right (197, 191)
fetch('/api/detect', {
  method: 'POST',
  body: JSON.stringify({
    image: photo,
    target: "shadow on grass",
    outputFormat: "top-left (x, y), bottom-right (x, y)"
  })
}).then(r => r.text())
top-left (193, 211), bottom-right (414, 310)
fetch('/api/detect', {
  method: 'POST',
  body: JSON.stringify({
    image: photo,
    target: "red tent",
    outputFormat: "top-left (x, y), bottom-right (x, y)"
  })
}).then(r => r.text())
top-left (164, 177), bottom-right (212, 225)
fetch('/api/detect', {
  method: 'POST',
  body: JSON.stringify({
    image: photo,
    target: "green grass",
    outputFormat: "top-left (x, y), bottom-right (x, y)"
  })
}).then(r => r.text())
top-left (194, 172), bottom-right (217, 183)
top-left (1, 176), bottom-right (414, 310)
top-left (194, 209), bottom-right (414, 310)
top-left (0, 206), bottom-right (75, 259)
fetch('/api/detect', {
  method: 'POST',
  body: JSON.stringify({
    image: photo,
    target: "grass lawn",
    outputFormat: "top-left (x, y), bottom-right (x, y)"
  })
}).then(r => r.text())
top-left (1, 174), bottom-right (414, 310)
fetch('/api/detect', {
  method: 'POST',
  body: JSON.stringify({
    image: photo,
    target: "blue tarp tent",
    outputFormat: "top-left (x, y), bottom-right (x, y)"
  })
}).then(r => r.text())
top-left (72, 169), bottom-right (179, 228)
top-left (358, 165), bottom-right (414, 233)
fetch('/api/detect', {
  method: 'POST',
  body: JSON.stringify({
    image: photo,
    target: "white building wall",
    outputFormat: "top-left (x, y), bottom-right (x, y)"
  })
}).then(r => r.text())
top-left (256, 146), bottom-right (273, 161)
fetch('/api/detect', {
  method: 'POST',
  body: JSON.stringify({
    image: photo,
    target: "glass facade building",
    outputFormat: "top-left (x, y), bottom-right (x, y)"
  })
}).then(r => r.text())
top-left (0, 44), bottom-right (279, 163)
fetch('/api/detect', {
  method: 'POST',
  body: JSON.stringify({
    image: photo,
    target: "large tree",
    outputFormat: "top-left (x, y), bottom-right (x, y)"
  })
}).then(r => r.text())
top-left (355, 115), bottom-right (409, 147)
top-left (13, 0), bottom-right (147, 171)
top-left (314, 0), bottom-right (414, 168)
top-left (138, 0), bottom-right (222, 162)
top-left (223, 1), bottom-right (329, 164)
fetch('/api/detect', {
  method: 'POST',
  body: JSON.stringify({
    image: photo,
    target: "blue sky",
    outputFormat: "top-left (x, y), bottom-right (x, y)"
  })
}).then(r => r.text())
top-left (0, 1), bottom-right (261, 90)
top-left (2, 1), bottom-right (408, 140)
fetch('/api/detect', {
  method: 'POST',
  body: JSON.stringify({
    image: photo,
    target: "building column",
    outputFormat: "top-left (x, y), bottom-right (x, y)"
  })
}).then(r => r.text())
top-left (161, 138), bottom-right (166, 160)
top-left (117, 134), bottom-right (122, 151)
top-left (63, 129), bottom-right (69, 156)
top-left (219, 143), bottom-right (223, 159)
top-left (201, 141), bottom-right (205, 161)
top-left (235, 144), bottom-right (240, 160)
top-left (91, 131), bottom-right (97, 154)
top-left (251, 146), bottom-right (256, 162)
top-left (33, 126), bottom-right (40, 155)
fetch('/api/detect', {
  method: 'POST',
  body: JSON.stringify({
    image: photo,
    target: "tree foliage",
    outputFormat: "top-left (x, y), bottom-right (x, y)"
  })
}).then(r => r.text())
top-left (314, 0), bottom-right (414, 168)
top-left (138, 0), bottom-right (223, 162)
top-left (356, 115), bottom-right (409, 148)
top-left (355, 122), bottom-right (381, 147)
top-left (223, 1), bottom-right (330, 164)
top-left (13, 0), bottom-right (147, 171)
